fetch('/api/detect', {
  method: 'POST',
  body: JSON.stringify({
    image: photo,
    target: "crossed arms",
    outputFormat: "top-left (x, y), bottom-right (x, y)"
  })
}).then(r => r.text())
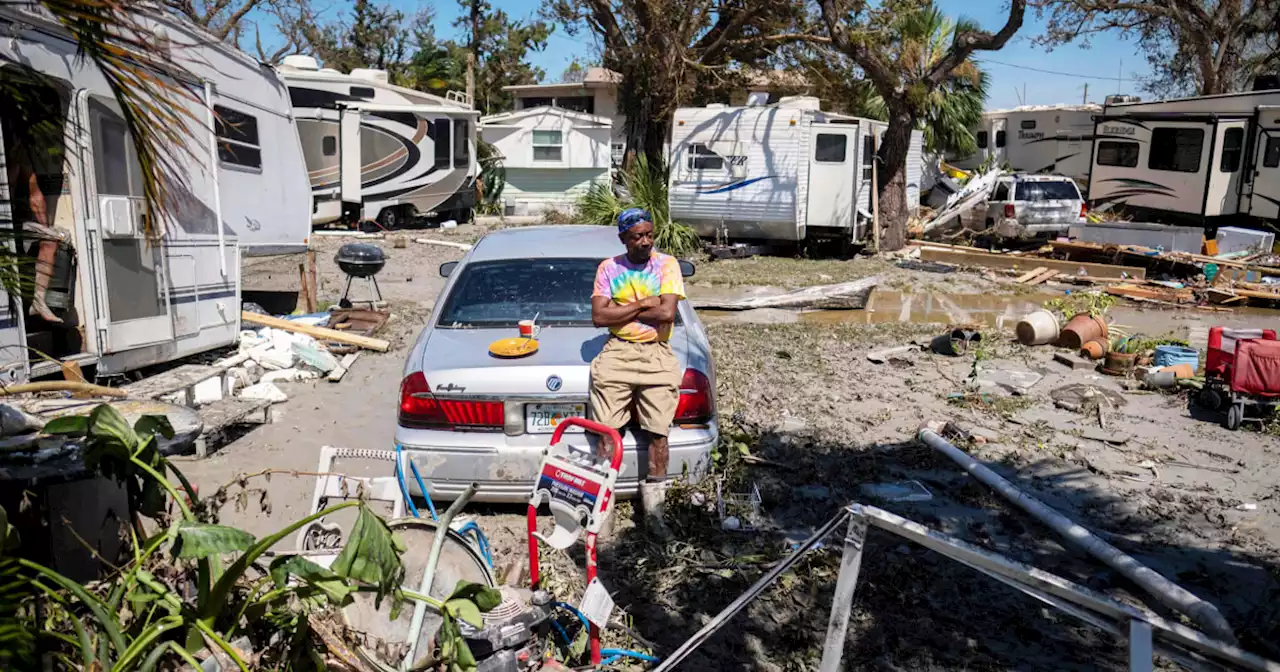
top-left (591, 294), bottom-right (679, 329)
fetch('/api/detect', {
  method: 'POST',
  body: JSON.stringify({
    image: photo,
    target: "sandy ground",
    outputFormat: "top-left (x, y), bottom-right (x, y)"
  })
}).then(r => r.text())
top-left (180, 225), bottom-right (1280, 669)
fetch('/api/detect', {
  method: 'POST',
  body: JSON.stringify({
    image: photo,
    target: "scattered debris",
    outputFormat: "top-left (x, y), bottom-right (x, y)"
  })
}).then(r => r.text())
top-left (694, 277), bottom-right (879, 311)
top-left (859, 480), bottom-right (933, 502)
top-left (1053, 352), bottom-right (1096, 370)
top-left (239, 382), bottom-right (289, 403)
top-left (242, 310), bottom-right (391, 352)
top-left (866, 344), bottom-right (921, 364)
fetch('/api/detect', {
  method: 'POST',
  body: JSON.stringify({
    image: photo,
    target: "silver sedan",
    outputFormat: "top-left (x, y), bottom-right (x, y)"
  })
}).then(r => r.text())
top-left (396, 225), bottom-right (717, 503)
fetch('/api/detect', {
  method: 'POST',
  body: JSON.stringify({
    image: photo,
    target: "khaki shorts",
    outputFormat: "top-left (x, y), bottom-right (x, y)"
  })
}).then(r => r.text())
top-left (589, 338), bottom-right (680, 436)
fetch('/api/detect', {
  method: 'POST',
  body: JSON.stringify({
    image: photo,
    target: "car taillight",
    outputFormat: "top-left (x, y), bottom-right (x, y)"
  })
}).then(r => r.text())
top-left (1003, 204), bottom-right (1016, 218)
top-left (399, 372), bottom-right (502, 430)
top-left (1080, 203), bottom-right (1088, 217)
top-left (674, 369), bottom-right (714, 424)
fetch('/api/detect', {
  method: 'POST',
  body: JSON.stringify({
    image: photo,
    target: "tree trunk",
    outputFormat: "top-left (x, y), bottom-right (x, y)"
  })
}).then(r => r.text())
top-left (876, 107), bottom-right (915, 252)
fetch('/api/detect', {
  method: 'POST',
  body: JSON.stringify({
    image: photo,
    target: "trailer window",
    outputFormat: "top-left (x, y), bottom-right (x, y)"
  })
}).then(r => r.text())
top-left (996, 130), bottom-right (1007, 148)
top-left (454, 120), bottom-right (470, 168)
top-left (434, 119), bottom-right (452, 169)
top-left (532, 130), bottom-right (563, 162)
top-left (322, 136), bottom-right (336, 156)
top-left (1097, 141), bottom-right (1139, 168)
top-left (976, 131), bottom-right (988, 149)
top-left (1266, 137), bottom-right (1280, 168)
top-left (814, 134), bottom-right (847, 163)
top-left (1020, 120), bottom-right (1037, 130)
top-left (215, 105), bottom-right (262, 169)
top-left (1148, 127), bottom-right (1203, 172)
top-left (861, 135), bottom-right (875, 180)
top-left (89, 99), bottom-right (142, 197)
top-left (687, 143), bottom-right (723, 171)
top-left (1016, 180), bottom-right (1081, 201)
top-left (1220, 128), bottom-right (1244, 172)
top-left (349, 86), bottom-right (375, 99)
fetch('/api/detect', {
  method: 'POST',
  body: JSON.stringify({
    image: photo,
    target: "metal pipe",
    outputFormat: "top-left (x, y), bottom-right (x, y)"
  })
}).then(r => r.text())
top-left (819, 514), bottom-right (868, 672)
top-left (652, 508), bottom-right (851, 672)
top-left (919, 428), bottom-right (1236, 643)
top-left (203, 81), bottom-right (227, 278)
top-left (402, 482), bottom-right (477, 670)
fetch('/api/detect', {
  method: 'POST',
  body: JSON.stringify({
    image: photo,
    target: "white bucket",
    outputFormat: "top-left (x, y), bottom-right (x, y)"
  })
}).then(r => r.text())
top-left (1016, 310), bottom-right (1060, 346)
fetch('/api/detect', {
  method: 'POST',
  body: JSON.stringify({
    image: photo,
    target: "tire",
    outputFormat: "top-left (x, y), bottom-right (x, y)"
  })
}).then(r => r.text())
top-left (1225, 403), bottom-right (1243, 431)
top-left (377, 206), bottom-right (401, 229)
top-left (1198, 388), bottom-right (1223, 411)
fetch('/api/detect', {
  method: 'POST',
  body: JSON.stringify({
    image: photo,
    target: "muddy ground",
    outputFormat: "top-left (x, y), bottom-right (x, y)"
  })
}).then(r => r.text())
top-left (183, 223), bottom-right (1280, 670)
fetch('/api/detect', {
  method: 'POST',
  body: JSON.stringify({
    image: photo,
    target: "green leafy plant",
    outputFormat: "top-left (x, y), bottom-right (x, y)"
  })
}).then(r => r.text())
top-left (1043, 291), bottom-right (1117, 321)
top-left (476, 139), bottom-right (506, 216)
top-left (577, 155), bottom-right (701, 256)
top-left (9, 404), bottom-right (499, 671)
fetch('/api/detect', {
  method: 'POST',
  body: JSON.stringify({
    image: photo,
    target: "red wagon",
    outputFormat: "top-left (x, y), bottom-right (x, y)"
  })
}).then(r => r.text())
top-left (1200, 327), bottom-right (1280, 430)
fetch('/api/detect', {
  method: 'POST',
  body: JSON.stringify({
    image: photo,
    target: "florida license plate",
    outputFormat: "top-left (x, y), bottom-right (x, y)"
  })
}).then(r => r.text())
top-left (525, 403), bottom-right (586, 434)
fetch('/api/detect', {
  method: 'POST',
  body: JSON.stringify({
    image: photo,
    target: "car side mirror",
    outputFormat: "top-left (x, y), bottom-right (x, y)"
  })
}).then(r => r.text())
top-left (440, 261), bottom-right (458, 278)
top-left (679, 260), bottom-right (696, 278)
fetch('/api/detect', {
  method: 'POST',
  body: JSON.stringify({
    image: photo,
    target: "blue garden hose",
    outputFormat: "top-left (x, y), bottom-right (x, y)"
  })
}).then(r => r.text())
top-left (394, 443), bottom-right (422, 518)
top-left (456, 520), bottom-right (494, 567)
top-left (407, 458), bottom-right (440, 520)
top-left (554, 602), bottom-right (591, 632)
top-left (600, 649), bottom-right (660, 664)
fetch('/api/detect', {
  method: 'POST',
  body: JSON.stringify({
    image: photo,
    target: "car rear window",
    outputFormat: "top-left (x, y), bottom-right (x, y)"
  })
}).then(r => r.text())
top-left (1015, 181), bottom-right (1080, 201)
top-left (436, 258), bottom-right (683, 328)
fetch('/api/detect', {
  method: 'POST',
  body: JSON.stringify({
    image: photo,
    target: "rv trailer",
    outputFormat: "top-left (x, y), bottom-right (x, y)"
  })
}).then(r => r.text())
top-left (0, 4), bottom-right (313, 380)
top-left (949, 105), bottom-right (1100, 182)
top-left (669, 98), bottom-right (923, 245)
top-left (1087, 88), bottom-right (1280, 227)
top-left (279, 57), bottom-right (479, 228)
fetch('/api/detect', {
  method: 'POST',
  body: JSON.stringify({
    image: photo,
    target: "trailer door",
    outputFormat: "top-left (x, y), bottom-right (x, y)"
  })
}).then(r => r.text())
top-left (805, 124), bottom-right (859, 231)
top-left (75, 91), bottom-right (174, 354)
top-left (1249, 107), bottom-right (1280, 220)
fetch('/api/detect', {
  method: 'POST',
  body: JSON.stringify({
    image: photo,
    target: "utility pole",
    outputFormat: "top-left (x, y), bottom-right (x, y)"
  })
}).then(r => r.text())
top-left (1082, 82), bottom-right (1088, 104)
top-left (466, 0), bottom-right (480, 105)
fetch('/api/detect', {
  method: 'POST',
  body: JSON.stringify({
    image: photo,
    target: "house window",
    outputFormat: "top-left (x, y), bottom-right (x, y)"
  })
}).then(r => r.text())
top-left (434, 118), bottom-right (451, 169)
top-left (454, 120), bottom-right (470, 168)
top-left (815, 134), bottom-right (847, 163)
top-left (533, 130), bottom-right (563, 161)
top-left (1220, 127), bottom-right (1244, 172)
top-left (1148, 127), bottom-right (1204, 172)
top-left (556, 96), bottom-right (595, 114)
top-left (996, 130), bottom-right (1007, 148)
top-left (322, 136), bottom-right (337, 156)
top-left (687, 143), bottom-right (723, 171)
top-left (214, 105), bottom-right (262, 169)
top-left (349, 86), bottom-right (375, 98)
top-left (1097, 140), bottom-right (1139, 168)
top-left (521, 96), bottom-right (554, 109)
top-left (1266, 137), bottom-right (1280, 168)
top-left (861, 134), bottom-right (875, 180)
top-left (976, 131), bottom-right (988, 149)
top-left (611, 142), bottom-right (625, 167)
top-left (1020, 120), bottom-right (1037, 130)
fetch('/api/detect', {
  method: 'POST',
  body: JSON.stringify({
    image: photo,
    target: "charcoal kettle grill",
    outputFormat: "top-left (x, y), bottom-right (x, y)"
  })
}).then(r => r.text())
top-left (335, 243), bottom-right (386, 308)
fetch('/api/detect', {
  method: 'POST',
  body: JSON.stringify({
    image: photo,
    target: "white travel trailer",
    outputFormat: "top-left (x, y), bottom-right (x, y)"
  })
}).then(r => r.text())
top-left (1087, 88), bottom-right (1280, 227)
top-left (669, 98), bottom-right (923, 245)
top-left (0, 4), bottom-right (311, 380)
top-left (950, 105), bottom-right (1100, 181)
top-left (279, 57), bottom-right (479, 228)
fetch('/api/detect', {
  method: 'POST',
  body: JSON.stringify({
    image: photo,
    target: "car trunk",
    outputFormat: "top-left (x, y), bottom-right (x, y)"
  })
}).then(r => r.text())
top-left (1016, 182), bottom-right (1082, 229)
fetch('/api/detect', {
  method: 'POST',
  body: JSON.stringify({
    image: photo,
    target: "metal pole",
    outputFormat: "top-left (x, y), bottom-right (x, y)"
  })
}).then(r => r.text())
top-left (1129, 620), bottom-right (1154, 672)
top-left (652, 508), bottom-right (851, 672)
top-left (818, 510), bottom-right (868, 672)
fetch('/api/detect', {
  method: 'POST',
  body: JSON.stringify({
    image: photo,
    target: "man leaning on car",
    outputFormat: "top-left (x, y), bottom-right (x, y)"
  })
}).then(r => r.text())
top-left (589, 208), bottom-right (686, 536)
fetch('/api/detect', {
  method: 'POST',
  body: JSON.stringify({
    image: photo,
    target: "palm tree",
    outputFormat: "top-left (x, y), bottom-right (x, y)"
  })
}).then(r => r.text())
top-left (894, 5), bottom-right (990, 157)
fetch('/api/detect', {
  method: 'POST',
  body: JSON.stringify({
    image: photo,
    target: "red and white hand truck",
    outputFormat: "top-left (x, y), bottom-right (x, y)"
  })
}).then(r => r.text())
top-left (527, 417), bottom-right (624, 665)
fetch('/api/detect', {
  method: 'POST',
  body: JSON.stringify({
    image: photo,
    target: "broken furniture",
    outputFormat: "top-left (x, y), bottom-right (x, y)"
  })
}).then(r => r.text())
top-left (122, 363), bottom-right (276, 458)
top-left (334, 242), bottom-right (387, 308)
top-left (527, 417), bottom-right (625, 666)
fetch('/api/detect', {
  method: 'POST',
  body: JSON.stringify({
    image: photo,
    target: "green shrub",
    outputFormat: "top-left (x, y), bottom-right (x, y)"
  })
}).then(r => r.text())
top-left (576, 155), bottom-right (701, 256)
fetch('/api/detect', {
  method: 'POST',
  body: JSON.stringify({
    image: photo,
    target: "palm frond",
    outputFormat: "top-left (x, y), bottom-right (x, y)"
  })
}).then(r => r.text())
top-left (576, 155), bottom-right (699, 256)
top-left (37, 1), bottom-right (205, 238)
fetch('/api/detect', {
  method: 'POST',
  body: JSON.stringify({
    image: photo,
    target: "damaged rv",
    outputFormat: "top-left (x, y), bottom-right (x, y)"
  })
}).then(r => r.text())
top-left (0, 4), bottom-right (311, 381)
top-left (279, 56), bottom-right (479, 228)
top-left (1088, 86), bottom-right (1280, 228)
top-left (669, 97), bottom-right (922, 246)
top-left (949, 104), bottom-right (1100, 182)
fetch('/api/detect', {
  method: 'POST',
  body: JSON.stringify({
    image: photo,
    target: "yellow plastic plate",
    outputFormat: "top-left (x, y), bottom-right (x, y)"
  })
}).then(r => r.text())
top-left (489, 337), bottom-right (539, 358)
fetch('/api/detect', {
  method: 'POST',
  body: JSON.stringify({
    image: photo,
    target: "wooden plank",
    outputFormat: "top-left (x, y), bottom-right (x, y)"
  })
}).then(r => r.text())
top-left (327, 353), bottom-right (360, 382)
top-left (1014, 266), bottom-right (1049, 283)
top-left (1105, 284), bottom-right (1194, 303)
top-left (121, 364), bottom-right (222, 400)
top-left (242, 311), bottom-right (391, 352)
top-left (1025, 268), bottom-right (1060, 285)
top-left (919, 247), bottom-right (1146, 280)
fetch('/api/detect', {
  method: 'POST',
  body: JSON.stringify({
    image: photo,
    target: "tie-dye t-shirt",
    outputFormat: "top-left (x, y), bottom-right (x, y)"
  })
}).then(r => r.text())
top-left (592, 252), bottom-right (686, 343)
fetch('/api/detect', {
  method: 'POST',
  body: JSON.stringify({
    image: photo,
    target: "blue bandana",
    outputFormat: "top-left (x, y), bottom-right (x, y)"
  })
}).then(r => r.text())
top-left (617, 208), bottom-right (652, 234)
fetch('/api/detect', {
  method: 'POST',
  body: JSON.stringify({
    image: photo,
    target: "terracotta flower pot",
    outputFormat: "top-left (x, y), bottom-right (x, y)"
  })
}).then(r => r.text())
top-left (1102, 351), bottom-right (1138, 376)
top-left (1080, 339), bottom-right (1107, 360)
top-left (1058, 313), bottom-right (1108, 350)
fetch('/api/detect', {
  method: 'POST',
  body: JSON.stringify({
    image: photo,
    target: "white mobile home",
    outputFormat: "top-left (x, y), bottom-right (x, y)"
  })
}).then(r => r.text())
top-left (479, 107), bottom-right (612, 216)
top-left (1087, 89), bottom-right (1280, 227)
top-left (0, 5), bottom-right (311, 379)
top-left (280, 57), bottom-right (479, 228)
top-left (669, 98), bottom-right (922, 244)
top-left (951, 105), bottom-right (1100, 182)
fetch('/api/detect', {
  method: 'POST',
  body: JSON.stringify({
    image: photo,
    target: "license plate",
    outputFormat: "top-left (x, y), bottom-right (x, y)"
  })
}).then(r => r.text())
top-left (525, 403), bottom-right (586, 434)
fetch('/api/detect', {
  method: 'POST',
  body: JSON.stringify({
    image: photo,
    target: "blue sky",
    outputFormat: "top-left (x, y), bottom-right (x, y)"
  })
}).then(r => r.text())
top-left (260, 0), bottom-right (1152, 110)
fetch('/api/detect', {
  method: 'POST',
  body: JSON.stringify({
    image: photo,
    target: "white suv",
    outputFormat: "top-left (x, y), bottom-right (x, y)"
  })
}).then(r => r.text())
top-left (985, 174), bottom-right (1087, 238)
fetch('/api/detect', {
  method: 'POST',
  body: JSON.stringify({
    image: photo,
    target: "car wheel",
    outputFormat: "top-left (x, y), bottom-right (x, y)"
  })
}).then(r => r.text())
top-left (1225, 403), bottom-right (1243, 431)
